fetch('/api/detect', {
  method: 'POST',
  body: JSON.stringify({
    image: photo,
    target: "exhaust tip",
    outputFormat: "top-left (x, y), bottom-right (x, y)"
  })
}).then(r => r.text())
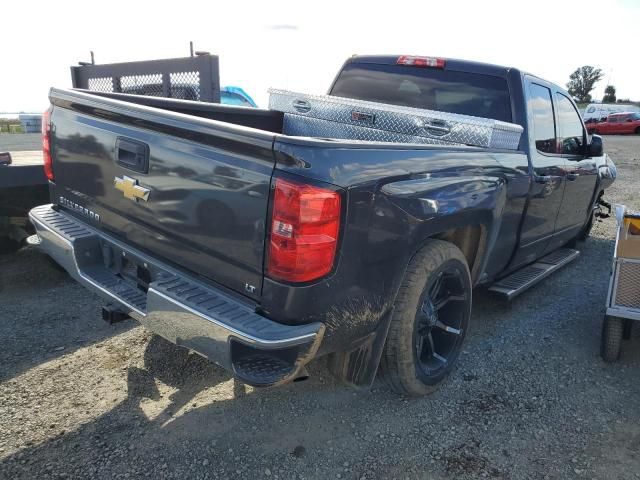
top-left (25, 234), bottom-right (41, 246)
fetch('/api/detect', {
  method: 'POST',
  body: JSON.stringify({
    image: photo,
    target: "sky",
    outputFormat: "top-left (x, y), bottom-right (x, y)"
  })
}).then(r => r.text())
top-left (1, 0), bottom-right (638, 113)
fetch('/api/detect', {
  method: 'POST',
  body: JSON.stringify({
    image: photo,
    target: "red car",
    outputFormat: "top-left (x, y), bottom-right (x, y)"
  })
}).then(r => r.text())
top-left (588, 112), bottom-right (640, 135)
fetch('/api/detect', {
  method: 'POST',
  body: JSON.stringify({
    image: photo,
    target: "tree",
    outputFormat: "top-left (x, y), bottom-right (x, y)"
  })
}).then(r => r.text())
top-left (603, 85), bottom-right (617, 103)
top-left (567, 66), bottom-right (604, 103)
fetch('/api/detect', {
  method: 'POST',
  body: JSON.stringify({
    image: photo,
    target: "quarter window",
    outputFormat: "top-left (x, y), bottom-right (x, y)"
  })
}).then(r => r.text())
top-left (529, 83), bottom-right (556, 154)
top-left (555, 93), bottom-right (585, 155)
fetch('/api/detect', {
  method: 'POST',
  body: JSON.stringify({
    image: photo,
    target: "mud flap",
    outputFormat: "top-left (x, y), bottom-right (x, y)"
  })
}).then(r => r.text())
top-left (327, 308), bottom-right (394, 388)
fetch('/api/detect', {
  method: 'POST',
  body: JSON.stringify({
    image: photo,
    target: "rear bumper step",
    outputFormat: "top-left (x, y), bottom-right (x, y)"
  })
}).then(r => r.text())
top-left (29, 204), bottom-right (324, 387)
top-left (488, 248), bottom-right (580, 300)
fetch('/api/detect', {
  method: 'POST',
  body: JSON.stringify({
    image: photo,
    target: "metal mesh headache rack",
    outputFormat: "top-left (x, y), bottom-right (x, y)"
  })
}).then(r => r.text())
top-left (269, 89), bottom-right (524, 150)
top-left (71, 55), bottom-right (220, 102)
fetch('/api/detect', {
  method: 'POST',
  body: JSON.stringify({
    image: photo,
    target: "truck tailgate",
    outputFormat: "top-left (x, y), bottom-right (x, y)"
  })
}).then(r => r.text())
top-left (48, 88), bottom-right (276, 300)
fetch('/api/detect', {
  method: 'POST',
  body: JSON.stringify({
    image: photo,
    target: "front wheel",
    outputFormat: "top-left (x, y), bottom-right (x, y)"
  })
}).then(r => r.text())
top-left (380, 240), bottom-right (472, 396)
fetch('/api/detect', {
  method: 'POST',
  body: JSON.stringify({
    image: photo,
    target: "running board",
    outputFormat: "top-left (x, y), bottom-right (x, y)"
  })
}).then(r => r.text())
top-left (488, 248), bottom-right (580, 300)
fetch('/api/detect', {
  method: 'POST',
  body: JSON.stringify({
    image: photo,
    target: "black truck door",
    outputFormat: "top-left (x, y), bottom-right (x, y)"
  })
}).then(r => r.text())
top-left (511, 80), bottom-right (567, 268)
top-left (550, 92), bottom-right (598, 249)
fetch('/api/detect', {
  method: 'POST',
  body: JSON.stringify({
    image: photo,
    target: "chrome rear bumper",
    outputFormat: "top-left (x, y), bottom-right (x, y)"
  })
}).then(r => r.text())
top-left (29, 204), bottom-right (324, 386)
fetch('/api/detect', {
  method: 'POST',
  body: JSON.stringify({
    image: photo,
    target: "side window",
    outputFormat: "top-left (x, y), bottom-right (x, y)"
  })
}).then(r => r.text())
top-left (529, 83), bottom-right (556, 154)
top-left (555, 93), bottom-right (585, 155)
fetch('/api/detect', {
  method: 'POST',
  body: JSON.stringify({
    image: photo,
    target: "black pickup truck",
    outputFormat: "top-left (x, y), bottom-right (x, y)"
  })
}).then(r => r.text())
top-left (30, 55), bottom-right (615, 396)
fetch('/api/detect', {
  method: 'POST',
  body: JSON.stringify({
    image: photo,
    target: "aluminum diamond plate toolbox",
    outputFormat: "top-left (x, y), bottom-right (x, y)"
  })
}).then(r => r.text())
top-left (269, 89), bottom-right (523, 150)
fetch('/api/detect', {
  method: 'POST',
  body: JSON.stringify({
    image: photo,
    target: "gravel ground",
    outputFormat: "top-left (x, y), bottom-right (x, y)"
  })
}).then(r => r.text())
top-left (0, 133), bottom-right (41, 152)
top-left (1, 136), bottom-right (639, 480)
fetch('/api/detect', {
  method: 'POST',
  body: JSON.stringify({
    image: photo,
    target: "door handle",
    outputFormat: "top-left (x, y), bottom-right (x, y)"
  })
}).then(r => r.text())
top-left (566, 173), bottom-right (580, 181)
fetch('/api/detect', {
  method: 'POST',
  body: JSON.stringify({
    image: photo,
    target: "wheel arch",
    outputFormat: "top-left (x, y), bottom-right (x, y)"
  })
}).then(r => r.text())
top-left (327, 177), bottom-right (506, 387)
top-left (433, 223), bottom-right (486, 281)
top-left (383, 174), bottom-right (507, 286)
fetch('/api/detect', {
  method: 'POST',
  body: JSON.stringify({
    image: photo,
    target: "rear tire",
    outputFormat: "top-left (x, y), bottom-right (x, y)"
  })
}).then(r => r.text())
top-left (601, 315), bottom-right (623, 362)
top-left (635, 127), bottom-right (640, 135)
top-left (380, 240), bottom-right (472, 396)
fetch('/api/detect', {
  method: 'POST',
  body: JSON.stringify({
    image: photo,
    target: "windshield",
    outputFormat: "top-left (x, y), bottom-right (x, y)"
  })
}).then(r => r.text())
top-left (330, 62), bottom-right (512, 122)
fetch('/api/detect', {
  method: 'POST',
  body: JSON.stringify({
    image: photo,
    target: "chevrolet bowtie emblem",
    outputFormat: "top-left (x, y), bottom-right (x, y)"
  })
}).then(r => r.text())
top-left (114, 175), bottom-right (150, 202)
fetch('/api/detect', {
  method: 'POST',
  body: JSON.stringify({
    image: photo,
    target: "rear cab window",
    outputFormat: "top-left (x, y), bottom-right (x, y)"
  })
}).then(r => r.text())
top-left (329, 62), bottom-right (512, 122)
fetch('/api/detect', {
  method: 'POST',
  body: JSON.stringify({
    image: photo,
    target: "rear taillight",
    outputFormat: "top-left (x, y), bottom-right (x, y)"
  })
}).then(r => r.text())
top-left (42, 108), bottom-right (53, 181)
top-left (396, 55), bottom-right (446, 68)
top-left (267, 177), bottom-right (341, 283)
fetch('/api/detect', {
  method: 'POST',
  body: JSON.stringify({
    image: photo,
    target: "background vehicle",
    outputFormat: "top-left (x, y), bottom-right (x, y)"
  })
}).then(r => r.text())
top-left (588, 112), bottom-right (640, 135)
top-left (122, 83), bottom-right (257, 107)
top-left (31, 55), bottom-right (615, 396)
top-left (220, 86), bottom-right (258, 107)
top-left (583, 103), bottom-right (640, 123)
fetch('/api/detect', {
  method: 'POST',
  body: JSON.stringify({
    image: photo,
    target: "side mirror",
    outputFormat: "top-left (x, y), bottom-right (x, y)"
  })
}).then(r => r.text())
top-left (588, 135), bottom-right (603, 157)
